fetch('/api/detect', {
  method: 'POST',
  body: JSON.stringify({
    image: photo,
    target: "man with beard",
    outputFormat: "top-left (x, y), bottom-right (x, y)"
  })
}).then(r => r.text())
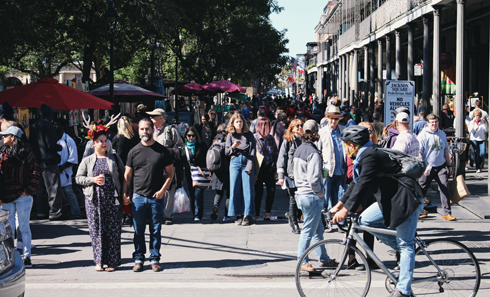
top-left (122, 118), bottom-right (174, 272)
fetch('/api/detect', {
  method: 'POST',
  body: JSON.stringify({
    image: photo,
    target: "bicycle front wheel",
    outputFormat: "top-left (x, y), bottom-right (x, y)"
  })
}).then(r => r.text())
top-left (412, 239), bottom-right (481, 297)
top-left (295, 239), bottom-right (371, 297)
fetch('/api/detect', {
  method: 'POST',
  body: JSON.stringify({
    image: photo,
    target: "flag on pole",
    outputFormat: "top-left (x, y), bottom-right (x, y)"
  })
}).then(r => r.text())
top-left (286, 76), bottom-right (294, 83)
top-left (291, 57), bottom-right (298, 72)
top-left (298, 68), bottom-right (305, 74)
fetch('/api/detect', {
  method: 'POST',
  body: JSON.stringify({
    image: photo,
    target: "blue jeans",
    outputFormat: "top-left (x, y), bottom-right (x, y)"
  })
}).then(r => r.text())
top-left (2, 195), bottom-right (33, 258)
top-left (185, 176), bottom-right (204, 220)
top-left (62, 185), bottom-right (81, 218)
top-left (324, 175), bottom-right (346, 210)
top-left (131, 193), bottom-right (163, 264)
top-left (296, 194), bottom-right (331, 265)
top-left (228, 155), bottom-right (255, 216)
top-left (471, 140), bottom-right (485, 169)
top-left (358, 198), bottom-right (424, 295)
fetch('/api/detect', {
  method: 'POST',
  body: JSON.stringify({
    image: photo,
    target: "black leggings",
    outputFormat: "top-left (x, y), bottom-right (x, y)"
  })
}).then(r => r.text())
top-left (214, 189), bottom-right (229, 216)
top-left (254, 163), bottom-right (276, 216)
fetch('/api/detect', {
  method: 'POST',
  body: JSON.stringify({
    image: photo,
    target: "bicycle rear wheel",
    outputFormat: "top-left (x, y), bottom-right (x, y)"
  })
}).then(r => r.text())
top-left (295, 239), bottom-right (371, 297)
top-left (412, 239), bottom-right (481, 297)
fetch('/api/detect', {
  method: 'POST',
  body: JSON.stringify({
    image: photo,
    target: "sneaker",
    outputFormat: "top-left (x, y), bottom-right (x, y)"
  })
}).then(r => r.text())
top-left (476, 169), bottom-right (481, 173)
top-left (23, 257), bottom-right (32, 268)
top-left (300, 263), bottom-right (315, 272)
top-left (443, 214), bottom-right (457, 221)
top-left (241, 216), bottom-right (251, 226)
top-left (211, 205), bottom-right (219, 220)
top-left (419, 209), bottom-right (428, 219)
top-left (133, 263), bottom-right (144, 272)
top-left (319, 259), bottom-right (338, 268)
top-left (222, 216), bottom-right (231, 222)
top-left (151, 263), bottom-right (162, 272)
top-left (389, 289), bottom-right (414, 297)
top-left (194, 217), bottom-right (201, 221)
top-left (263, 216), bottom-right (271, 221)
top-left (347, 258), bottom-right (364, 270)
top-left (165, 219), bottom-right (173, 225)
top-left (235, 217), bottom-right (243, 226)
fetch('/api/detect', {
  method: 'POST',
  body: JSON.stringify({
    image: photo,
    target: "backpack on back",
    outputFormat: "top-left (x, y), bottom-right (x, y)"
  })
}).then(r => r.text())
top-left (377, 147), bottom-right (426, 180)
top-left (206, 143), bottom-right (227, 173)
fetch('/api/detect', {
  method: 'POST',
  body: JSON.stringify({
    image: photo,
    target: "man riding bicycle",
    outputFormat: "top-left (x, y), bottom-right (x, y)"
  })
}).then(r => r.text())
top-left (330, 125), bottom-right (424, 297)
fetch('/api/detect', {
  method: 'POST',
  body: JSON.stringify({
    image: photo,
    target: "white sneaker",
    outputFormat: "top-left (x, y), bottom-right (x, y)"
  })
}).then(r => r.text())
top-left (476, 169), bottom-right (481, 173)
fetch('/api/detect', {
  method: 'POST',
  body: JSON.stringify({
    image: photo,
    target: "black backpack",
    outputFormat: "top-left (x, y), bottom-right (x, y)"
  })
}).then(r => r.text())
top-left (377, 147), bottom-right (426, 180)
top-left (206, 143), bottom-right (227, 173)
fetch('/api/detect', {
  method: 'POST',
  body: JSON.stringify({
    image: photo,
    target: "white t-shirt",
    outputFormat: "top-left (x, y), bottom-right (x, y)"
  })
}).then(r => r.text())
top-left (57, 133), bottom-right (78, 187)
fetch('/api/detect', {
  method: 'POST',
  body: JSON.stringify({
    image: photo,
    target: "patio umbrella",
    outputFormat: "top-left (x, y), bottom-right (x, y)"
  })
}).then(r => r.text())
top-left (171, 83), bottom-right (218, 96)
top-left (203, 80), bottom-right (246, 93)
top-left (0, 77), bottom-right (113, 111)
top-left (226, 92), bottom-right (249, 102)
top-left (89, 80), bottom-right (167, 102)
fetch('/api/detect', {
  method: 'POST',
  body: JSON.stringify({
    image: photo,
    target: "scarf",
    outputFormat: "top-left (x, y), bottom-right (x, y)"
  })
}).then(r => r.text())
top-left (186, 140), bottom-right (196, 155)
top-left (352, 140), bottom-right (373, 183)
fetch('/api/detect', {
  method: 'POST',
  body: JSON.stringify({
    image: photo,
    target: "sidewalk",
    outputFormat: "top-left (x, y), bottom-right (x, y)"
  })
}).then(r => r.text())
top-left (25, 180), bottom-right (490, 296)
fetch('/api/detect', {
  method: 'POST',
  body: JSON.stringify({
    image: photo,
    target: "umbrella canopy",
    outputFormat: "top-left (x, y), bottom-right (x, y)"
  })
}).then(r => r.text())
top-left (89, 80), bottom-right (167, 102)
top-left (171, 83), bottom-right (217, 96)
top-left (226, 92), bottom-right (249, 102)
top-left (203, 80), bottom-right (246, 93)
top-left (0, 77), bottom-right (113, 111)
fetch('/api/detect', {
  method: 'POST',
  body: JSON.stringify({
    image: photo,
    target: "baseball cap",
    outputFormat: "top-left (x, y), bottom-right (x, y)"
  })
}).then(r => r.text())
top-left (303, 119), bottom-right (318, 134)
top-left (0, 126), bottom-right (24, 138)
top-left (326, 105), bottom-right (341, 117)
top-left (146, 108), bottom-right (167, 119)
top-left (395, 112), bottom-right (410, 124)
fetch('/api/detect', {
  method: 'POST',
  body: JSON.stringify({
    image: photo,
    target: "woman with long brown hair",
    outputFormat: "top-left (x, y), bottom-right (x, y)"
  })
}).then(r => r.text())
top-left (225, 113), bottom-right (256, 226)
top-left (277, 119), bottom-right (304, 234)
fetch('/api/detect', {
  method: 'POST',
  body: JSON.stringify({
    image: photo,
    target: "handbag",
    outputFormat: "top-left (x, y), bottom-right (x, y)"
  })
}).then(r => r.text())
top-left (185, 147), bottom-right (212, 189)
top-left (449, 174), bottom-right (470, 205)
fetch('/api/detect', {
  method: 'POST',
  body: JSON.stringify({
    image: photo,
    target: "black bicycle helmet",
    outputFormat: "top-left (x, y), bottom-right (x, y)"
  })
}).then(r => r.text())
top-left (340, 125), bottom-right (370, 145)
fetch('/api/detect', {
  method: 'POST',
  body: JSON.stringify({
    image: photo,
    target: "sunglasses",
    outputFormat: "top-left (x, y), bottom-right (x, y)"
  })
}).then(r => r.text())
top-left (294, 125), bottom-right (303, 128)
top-left (187, 134), bottom-right (196, 138)
top-left (328, 117), bottom-right (340, 121)
top-left (368, 130), bottom-right (374, 134)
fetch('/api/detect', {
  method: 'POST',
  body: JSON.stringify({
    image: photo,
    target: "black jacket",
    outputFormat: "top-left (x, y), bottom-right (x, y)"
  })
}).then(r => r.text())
top-left (184, 142), bottom-right (208, 178)
top-left (29, 104), bottom-right (62, 165)
top-left (341, 146), bottom-right (423, 229)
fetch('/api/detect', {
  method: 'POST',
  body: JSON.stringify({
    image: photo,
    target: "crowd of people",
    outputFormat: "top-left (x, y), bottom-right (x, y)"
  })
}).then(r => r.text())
top-left (0, 90), bottom-right (486, 292)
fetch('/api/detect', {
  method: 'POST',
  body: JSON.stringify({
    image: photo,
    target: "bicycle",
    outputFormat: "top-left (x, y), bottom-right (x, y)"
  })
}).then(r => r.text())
top-left (295, 212), bottom-right (481, 297)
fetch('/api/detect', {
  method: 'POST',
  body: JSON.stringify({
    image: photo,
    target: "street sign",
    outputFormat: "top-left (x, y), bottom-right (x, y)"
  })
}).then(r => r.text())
top-left (414, 64), bottom-right (423, 76)
top-left (384, 80), bottom-right (415, 131)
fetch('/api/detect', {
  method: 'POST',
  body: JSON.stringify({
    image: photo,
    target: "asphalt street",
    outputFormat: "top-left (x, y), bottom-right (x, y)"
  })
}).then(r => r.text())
top-left (25, 171), bottom-right (490, 297)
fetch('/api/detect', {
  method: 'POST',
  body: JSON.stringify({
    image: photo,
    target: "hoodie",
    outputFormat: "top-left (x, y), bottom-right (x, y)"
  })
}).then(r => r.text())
top-left (293, 141), bottom-right (325, 197)
top-left (387, 127), bottom-right (400, 148)
top-left (417, 127), bottom-right (449, 167)
top-left (29, 104), bottom-right (62, 165)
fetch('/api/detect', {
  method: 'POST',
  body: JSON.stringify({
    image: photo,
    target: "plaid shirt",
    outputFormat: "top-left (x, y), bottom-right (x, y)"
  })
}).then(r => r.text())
top-left (1, 151), bottom-right (41, 203)
top-left (254, 133), bottom-right (278, 166)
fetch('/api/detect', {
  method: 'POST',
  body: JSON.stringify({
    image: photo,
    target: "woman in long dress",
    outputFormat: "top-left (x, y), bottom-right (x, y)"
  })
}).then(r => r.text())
top-left (76, 126), bottom-right (125, 271)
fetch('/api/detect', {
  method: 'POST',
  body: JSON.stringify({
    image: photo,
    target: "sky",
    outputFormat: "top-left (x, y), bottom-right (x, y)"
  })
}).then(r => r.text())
top-left (269, 0), bottom-right (327, 58)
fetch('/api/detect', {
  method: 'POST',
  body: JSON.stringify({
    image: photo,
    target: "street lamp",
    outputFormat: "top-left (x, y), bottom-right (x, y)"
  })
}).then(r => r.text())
top-left (147, 27), bottom-right (157, 88)
top-left (104, 0), bottom-right (118, 113)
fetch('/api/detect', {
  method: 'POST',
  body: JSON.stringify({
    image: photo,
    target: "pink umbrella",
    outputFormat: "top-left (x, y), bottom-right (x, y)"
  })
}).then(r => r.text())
top-left (203, 80), bottom-right (246, 93)
top-left (171, 83), bottom-right (218, 95)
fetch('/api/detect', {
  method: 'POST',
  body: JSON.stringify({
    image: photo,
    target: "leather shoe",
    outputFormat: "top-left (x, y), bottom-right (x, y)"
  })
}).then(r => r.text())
top-left (133, 263), bottom-right (144, 272)
top-left (151, 263), bottom-right (162, 272)
top-left (443, 214), bottom-right (456, 221)
top-left (300, 263), bottom-right (315, 272)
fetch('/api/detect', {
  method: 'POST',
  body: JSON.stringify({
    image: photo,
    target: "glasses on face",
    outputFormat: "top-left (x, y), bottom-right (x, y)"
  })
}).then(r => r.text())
top-left (187, 134), bottom-right (196, 138)
top-left (210, 113), bottom-right (216, 116)
top-left (368, 130), bottom-right (374, 134)
top-left (428, 121), bottom-right (438, 125)
top-left (294, 125), bottom-right (303, 128)
top-left (328, 117), bottom-right (340, 121)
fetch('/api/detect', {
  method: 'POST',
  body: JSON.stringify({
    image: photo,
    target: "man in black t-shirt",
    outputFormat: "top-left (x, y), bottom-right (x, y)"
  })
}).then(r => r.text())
top-left (123, 118), bottom-right (174, 273)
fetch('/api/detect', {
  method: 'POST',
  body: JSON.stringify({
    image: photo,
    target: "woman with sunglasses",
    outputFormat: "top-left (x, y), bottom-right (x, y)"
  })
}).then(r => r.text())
top-left (208, 109), bottom-right (220, 128)
top-left (277, 119), bottom-right (304, 234)
top-left (225, 114), bottom-right (256, 226)
top-left (0, 125), bottom-right (40, 268)
top-left (183, 127), bottom-right (209, 221)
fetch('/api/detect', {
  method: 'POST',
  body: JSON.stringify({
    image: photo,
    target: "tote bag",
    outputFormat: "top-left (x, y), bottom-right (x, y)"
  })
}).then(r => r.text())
top-left (185, 147), bottom-right (212, 189)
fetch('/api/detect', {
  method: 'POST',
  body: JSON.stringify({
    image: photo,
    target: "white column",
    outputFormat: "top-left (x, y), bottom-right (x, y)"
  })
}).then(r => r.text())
top-left (455, 0), bottom-right (465, 137)
top-left (353, 49), bottom-right (359, 105)
top-left (378, 40), bottom-right (383, 101)
top-left (346, 53), bottom-right (350, 104)
top-left (395, 30), bottom-right (401, 80)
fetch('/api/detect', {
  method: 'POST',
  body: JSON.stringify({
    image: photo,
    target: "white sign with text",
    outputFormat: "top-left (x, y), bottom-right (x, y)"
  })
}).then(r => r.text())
top-left (384, 80), bottom-right (415, 131)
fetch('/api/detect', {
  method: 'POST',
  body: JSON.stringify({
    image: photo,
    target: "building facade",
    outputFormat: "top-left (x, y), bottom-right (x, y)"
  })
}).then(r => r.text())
top-left (309, 0), bottom-right (489, 137)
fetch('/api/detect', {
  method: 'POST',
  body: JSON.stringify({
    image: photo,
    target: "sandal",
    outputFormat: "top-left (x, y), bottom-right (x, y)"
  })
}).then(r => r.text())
top-left (95, 264), bottom-right (104, 271)
top-left (105, 267), bottom-right (116, 272)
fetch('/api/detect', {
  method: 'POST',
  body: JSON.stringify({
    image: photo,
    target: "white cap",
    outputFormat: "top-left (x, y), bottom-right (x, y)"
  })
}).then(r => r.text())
top-left (395, 112), bottom-right (410, 124)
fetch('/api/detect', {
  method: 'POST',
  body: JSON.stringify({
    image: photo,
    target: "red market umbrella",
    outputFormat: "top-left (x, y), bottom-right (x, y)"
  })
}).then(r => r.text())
top-left (0, 77), bottom-right (113, 110)
top-left (171, 83), bottom-right (218, 96)
top-left (89, 80), bottom-right (167, 102)
top-left (203, 80), bottom-right (246, 93)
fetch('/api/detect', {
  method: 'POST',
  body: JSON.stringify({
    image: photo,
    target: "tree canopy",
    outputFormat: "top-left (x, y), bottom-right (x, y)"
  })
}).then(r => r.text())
top-left (0, 0), bottom-right (289, 88)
